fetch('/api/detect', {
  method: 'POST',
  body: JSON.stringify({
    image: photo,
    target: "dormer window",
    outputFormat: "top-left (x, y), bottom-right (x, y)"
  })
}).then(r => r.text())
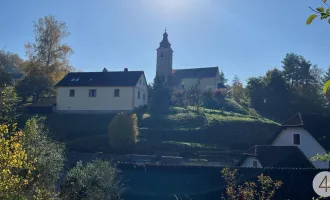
top-left (293, 134), bottom-right (300, 145)
top-left (253, 160), bottom-right (258, 168)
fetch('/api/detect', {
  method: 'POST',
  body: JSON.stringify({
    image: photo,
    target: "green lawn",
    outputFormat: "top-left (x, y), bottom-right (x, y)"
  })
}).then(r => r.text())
top-left (17, 105), bottom-right (280, 154)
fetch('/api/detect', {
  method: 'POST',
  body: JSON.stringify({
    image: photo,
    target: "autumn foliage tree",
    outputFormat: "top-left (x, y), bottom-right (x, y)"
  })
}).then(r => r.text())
top-left (108, 112), bottom-right (139, 152)
top-left (19, 15), bottom-right (74, 102)
top-left (0, 124), bottom-right (36, 199)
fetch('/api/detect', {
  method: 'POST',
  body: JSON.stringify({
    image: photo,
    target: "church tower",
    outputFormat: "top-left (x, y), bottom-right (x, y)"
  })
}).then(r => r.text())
top-left (156, 29), bottom-right (173, 81)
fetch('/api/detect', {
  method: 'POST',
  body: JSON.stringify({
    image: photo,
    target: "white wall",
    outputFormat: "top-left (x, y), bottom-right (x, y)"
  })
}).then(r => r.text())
top-left (134, 74), bottom-right (148, 108)
top-left (56, 86), bottom-right (134, 112)
top-left (271, 127), bottom-right (328, 168)
top-left (240, 156), bottom-right (262, 168)
top-left (180, 77), bottom-right (217, 91)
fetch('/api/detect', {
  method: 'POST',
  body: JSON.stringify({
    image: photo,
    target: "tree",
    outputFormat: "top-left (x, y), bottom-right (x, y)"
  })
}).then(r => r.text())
top-left (0, 68), bottom-right (12, 87)
top-left (25, 15), bottom-right (73, 82)
top-left (22, 116), bottom-right (65, 199)
top-left (246, 77), bottom-right (266, 114)
top-left (281, 53), bottom-right (312, 91)
top-left (306, 0), bottom-right (330, 25)
top-left (231, 75), bottom-right (245, 102)
top-left (0, 123), bottom-right (36, 199)
top-left (60, 160), bottom-right (123, 200)
top-left (221, 168), bottom-right (282, 200)
top-left (15, 67), bottom-right (52, 102)
top-left (186, 79), bottom-right (204, 112)
top-left (263, 68), bottom-right (290, 120)
top-left (108, 112), bottom-right (139, 152)
top-left (0, 86), bottom-right (19, 123)
top-left (23, 15), bottom-right (73, 102)
top-left (150, 75), bottom-right (170, 113)
top-left (219, 70), bottom-right (228, 84)
top-left (171, 88), bottom-right (189, 108)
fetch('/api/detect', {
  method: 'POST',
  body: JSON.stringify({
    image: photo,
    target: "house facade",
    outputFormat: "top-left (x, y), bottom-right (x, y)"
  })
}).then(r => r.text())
top-left (238, 113), bottom-right (330, 169)
top-left (156, 30), bottom-right (223, 91)
top-left (270, 113), bottom-right (330, 169)
top-left (237, 145), bottom-right (314, 168)
top-left (55, 69), bottom-right (148, 113)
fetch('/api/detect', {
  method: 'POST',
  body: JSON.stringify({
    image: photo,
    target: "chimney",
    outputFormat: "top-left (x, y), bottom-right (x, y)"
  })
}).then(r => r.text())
top-left (124, 68), bottom-right (128, 72)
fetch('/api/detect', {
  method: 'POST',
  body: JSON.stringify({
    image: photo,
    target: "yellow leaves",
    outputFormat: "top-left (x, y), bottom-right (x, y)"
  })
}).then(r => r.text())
top-left (307, 14), bottom-right (318, 25)
top-left (0, 123), bottom-right (37, 198)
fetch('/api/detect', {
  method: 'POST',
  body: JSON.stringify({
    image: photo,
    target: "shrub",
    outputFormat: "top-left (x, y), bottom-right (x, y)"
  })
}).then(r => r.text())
top-left (0, 123), bottom-right (36, 199)
top-left (22, 116), bottom-right (65, 199)
top-left (108, 112), bottom-right (139, 152)
top-left (221, 168), bottom-right (282, 200)
top-left (60, 160), bottom-right (123, 200)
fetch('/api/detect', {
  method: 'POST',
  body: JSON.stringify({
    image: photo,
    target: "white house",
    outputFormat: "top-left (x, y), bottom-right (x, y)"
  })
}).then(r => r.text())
top-left (237, 145), bottom-right (314, 168)
top-left (270, 113), bottom-right (330, 169)
top-left (238, 113), bottom-right (330, 169)
top-left (55, 68), bottom-right (148, 113)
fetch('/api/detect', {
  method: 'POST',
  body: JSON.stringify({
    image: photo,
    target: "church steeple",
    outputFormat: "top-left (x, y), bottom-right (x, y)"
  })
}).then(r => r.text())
top-left (156, 29), bottom-right (173, 81)
top-left (159, 28), bottom-right (171, 48)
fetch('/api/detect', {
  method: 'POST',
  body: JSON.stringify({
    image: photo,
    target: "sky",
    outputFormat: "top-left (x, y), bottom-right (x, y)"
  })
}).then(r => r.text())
top-left (0, 0), bottom-right (330, 84)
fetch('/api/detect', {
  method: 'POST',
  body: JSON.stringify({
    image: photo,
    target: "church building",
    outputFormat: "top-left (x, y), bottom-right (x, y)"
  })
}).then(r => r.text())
top-left (156, 30), bottom-right (223, 91)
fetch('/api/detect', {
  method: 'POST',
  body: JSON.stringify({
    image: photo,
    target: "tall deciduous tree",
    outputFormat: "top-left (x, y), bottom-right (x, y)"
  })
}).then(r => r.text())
top-left (231, 75), bottom-right (245, 102)
top-left (25, 15), bottom-right (73, 80)
top-left (23, 15), bottom-right (74, 101)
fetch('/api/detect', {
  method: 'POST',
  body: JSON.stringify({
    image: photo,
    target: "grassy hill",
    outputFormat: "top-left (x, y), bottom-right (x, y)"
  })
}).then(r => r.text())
top-left (18, 100), bottom-right (280, 156)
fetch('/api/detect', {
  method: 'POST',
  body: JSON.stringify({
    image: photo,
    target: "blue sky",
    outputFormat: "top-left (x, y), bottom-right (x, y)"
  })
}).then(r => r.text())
top-left (0, 0), bottom-right (329, 84)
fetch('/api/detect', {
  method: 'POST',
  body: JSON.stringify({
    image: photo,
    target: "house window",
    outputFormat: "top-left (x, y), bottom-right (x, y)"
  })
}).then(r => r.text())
top-left (138, 91), bottom-right (140, 99)
top-left (181, 84), bottom-right (184, 89)
top-left (161, 53), bottom-right (163, 57)
top-left (89, 89), bottom-right (97, 97)
top-left (114, 89), bottom-right (120, 97)
top-left (293, 134), bottom-right (300, 145)
top-left (69, 89), bottom-right (75, 97)
top-left (253, 160), bottom-right (258, 168)
top-left (143, 93), bottom-right (145, 100)
top-left (140, 80), bottom-right (141, 85)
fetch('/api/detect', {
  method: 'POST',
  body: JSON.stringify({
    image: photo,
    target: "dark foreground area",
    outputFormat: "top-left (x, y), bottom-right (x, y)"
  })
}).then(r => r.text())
top-left (66, 152), bottom-right (322, 200)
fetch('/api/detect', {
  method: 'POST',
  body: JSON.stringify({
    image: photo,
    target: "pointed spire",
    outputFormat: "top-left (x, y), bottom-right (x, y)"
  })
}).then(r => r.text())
top-left (159, 29), bottom-right (171, 48)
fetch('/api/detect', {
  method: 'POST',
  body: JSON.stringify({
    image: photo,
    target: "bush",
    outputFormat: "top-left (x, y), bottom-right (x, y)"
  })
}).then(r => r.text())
top-left (22, 116), bottom-right (65, 199)
top-left (221, 168), bottom-right (282, 200)
top-left (60, 160), bottom-right (123, 200)
top-left (108, 112), bottom-right (139, 152)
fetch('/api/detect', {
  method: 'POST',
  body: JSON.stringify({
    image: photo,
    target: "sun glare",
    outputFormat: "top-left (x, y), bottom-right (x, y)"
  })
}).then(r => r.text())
top-left (141, 0), bottom-right (195, 18)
